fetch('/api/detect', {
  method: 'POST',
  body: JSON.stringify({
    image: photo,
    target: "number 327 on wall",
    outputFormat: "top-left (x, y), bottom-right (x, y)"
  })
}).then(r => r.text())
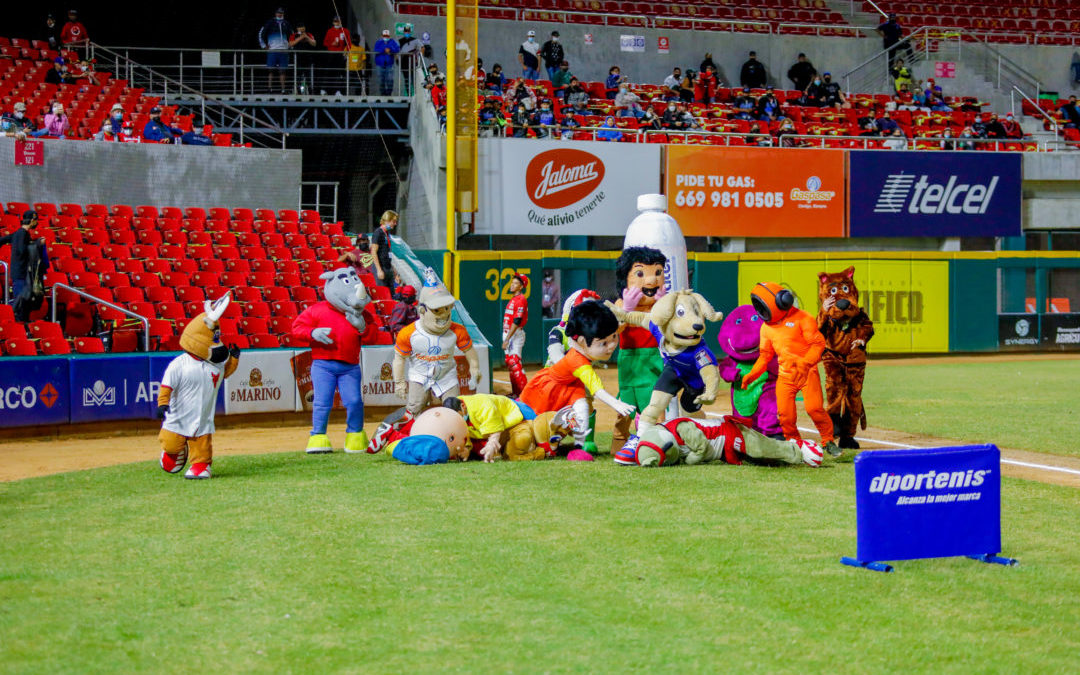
top-left (484, 267), bottom-right (531, 301)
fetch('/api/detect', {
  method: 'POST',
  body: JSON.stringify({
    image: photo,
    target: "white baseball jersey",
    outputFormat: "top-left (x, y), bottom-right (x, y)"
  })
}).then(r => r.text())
top-left (161, 353), bottom-right (226, 438)
top-left (394, 321), bottom-right (473, 397)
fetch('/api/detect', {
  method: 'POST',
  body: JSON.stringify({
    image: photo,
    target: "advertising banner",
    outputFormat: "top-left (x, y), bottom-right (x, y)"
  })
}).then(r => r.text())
top-left (357, 345), bottom-right (491, 407)
top-left (665, 146), bottom-right (846, 237)
top-left (998, 313), bottom-right (1040, 349)
top-left (854, 445), bottom-right (1001, 562)
top-left (1041, 313), bottom-right (1080, 349)
top-left (0, 357), bottom-right (69, 427)
top-left (619, 35), bottom-right (645, 53)
top-left (69, 355), bottom-right (154, 422)
top-left (475, 139), bottom-right (661, 236)
top-left (849, 151), bottom-right (1022, 237)
top-left (738, 258), bottom-right (950, 352)
top-left (225, 350), bottom-right (297, 414)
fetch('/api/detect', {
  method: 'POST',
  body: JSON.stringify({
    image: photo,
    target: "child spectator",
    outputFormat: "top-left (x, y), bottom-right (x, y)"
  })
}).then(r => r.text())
top-left (558, 111), bottom-right (580, 140)
top-left (44, 58), bottom-right (72, 86)
top-left (388, 285), bottom-right (419, 336)
top-left (605, 66), bottom-right (623, 99)
top-left (119, 120), bottom-right (141, 142)
top-left (531, 100), bottom-right (557, 138)
top-left (597, 116), bottom-right (622, 141)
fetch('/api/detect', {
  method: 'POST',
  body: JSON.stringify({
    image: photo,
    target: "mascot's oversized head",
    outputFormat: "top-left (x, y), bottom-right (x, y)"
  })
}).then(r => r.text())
top-left (648, 290), bottom-right (723, 351)
top-left (615, 246), bottom-right (667, 309)
top-left (818, 266), bottom-right (861, 321)
top-left (718, 304), bottom-right (765, 363)
top-left (180, 293), bottom-right (231, 364)
top-left (321, 267), bottom-right (370, 330)
top-left (418, 285), bottom-right (456, 335)
top-left (750, 282), bottom-right (797, 325)
top-left (410, 406), bottom-right (470, 460)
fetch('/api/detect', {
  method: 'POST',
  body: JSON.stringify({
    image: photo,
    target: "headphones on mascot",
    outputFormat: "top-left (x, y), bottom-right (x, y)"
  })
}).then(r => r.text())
top-left (751, 282), bottom-right (795, 322)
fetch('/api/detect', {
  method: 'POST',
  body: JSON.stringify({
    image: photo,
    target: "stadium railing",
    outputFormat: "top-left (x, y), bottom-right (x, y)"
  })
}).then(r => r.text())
top-left (50, 283), bottom-right (151, 352)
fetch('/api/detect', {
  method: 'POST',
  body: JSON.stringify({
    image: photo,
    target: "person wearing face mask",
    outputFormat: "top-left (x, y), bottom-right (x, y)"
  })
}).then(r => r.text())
top-left (1001, 113), bottom-right (1023, 140)
top-left (756, 86), bottom-right (782, 122)
top-left (821, 72), bottom-right (846, 109)
top-left (639, 106), bottom-right (662, 132)
top-left (485, 63), bottom-right (507, 96)
top-left (41, 14), bottom-right (62, 50)
top-left (259, 8), bottom-right (294, 94)
top-left (733, 86), bottom-right (757, 120)
top-left (118, 120), bottom-right (142, 143)
top-left (605, 66), bottom-right (623, 99)
top-left (31, 103), bottom-right (70, 138)
top-left (429, 76), bottom-right (447, 109)
top-left (773, 117), bottom-right (799, 147)
top-left (558, 111), bottom-right (581, 140)
top-left (615, 82), bottom-right (644, 119)
top-left (107, 103), bottom-right (125, 133)
top-left (662, 101), bottom-right (682, 130)
top-left (518, 30), bottom-right (541, 80)
top-left (662, 67), bottom-right (682, 101)
top-left (803, 75), bottom-right (827, 108)
top-left (3, 102), bottom-right (36, 137)
top-left (540, 31), bottom-right (564, 82)
top-left (93, 120), bottom-right (116, 142)
top-left (322, 16), bottom-right (352, 94)
top-left (938, 127), bottom-right (957, 151)
top-left (511, 103), bottom-right (531, 138)
top-left (0, 211), bottom-right (44, 316)
top-left (372, 28), bottom-right (400, 96)
top-left (398, 23), bottom-right (420, 95)
top-left (551, 60), bottom-right (573, 99)
top-left (143, 106), bottom-right (183, 143)
top-left (45, 57), bottom-right (72, 86)
top-left (565, 78), bottom-right (589, 114)
top-left (531, 99), bottom-right (557, 138)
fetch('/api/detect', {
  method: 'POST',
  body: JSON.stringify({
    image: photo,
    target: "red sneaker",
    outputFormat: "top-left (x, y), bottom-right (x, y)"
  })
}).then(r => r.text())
top-left (184, 462), bottom-right (212, 479)
top-left (160, 447), bottom-right (188, 474)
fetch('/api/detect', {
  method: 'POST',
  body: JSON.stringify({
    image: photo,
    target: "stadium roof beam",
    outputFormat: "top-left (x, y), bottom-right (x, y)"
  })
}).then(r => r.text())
top-left (172, 98), bottom-right (410, 136)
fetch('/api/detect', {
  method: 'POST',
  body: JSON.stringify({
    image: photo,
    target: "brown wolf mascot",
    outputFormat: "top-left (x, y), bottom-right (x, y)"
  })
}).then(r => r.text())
top-left (817, 267), bottom-right (874, 450)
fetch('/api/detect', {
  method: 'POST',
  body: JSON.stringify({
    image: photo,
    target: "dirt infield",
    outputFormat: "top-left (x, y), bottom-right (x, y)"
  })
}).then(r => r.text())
top-left (3, 353), bottom-right (1079, 486)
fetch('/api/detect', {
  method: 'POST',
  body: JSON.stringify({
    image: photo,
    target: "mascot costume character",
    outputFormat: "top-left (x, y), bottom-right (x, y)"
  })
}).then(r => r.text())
top-left (817, 267), bottom-right (874, 450)
top-left (546, 289), bottom-right (601, 367)
top-left (386, 407), bottom-right (471, 465)
top-left (393, 282), bottom-right (481, 419)
top-left (443, 395), bottom-right (577, 461)
top-left (717, 305), bottom-right (782, 438)
top-left (157, 294), bottom-right (240, 479)
top-left (292, 267), bottom-right (372, 454)
top-left (611, 246), bottom-right (667, 452)
top-left (615, 415), bottom-right (824, 468)
top-left (607, 290), bottom-right (723, 445)
top-left (743, 282), bottom-right (839, 457)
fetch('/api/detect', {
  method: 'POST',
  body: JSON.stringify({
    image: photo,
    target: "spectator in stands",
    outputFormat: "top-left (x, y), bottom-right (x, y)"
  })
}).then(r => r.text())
top-left (31, 102), bottom-right (69, 139)
top-left (958, 126), bottom-right (977, 150)
top-left (822, 73), bottom-right (846, 109)
top-left (678, 69), bottom-right (696, 102)
top-left (107, 103), bottom-right (125, 133)
top-left (1001, 113), bottom-right (1023, 139)
top-left (662, 101), bottom-right (683, 130)
top-left (787, 53), bottom-right (816, 92)
top-left (532, 99), bottom-right (558, 138)
top-left (430, 76), bottom-right (447, 109)
top-left (694, 67), bottom-right (718, 104)
top-left (519, 30), bottom-right (541, 80)
top-left (748, 123), bottom-right (772, 147)
top-left (605, 66), bottom-right (624, 99)
top-left (61, 9), bottom-right (88, 48)
top-left (93, 120), bottom-right (116, 142)
top-left (596, 116), bottom-right (622, 142)
top-left (0, 115), bottom-right (22, 140)
top-left (773, 117), bottom-right (800, 147)
top-left (803, 75), bottom-right (826, 107)
top-left (639, 107), bottom-right (662, 131)
top-left (896, 82), bottom-right (925, 112)
top-left (857, 110), bottom-right (877, 136)
top-left (181, 123), bottom-right (214, 146)
top-left (42, 14), bottom-right (62, 50)
top-left (143, 107), bottom-right (182, 143)
top-left (0, 211), bottom-right (41, 315)
top-left (259, 8), bottom-right (294, 94)
top-left (511, 103), bottom-right (531, 138)
top-left (541, 270), bottom-right (560, 319)
top-left (485, 63), bottom-right (507, 96)
top-left (507, 78), bottom-right (537, 111)
top-left (971, 113), bottom-right (990, 139)
top-left (473, 57), bottom-right (487, 93)
top-left (676, 102), bottom-right (699, 130)
top-left (289, 21), bottom-right (318, 94)
top-left (3, 102), bottom-right (35, 138)
top-left (883, 127), bottom-right (907, 150)
top-left (540, 31), bottom-right (564, 82)
top-left (436, 105), bottom-right (447, 130)
top-left (372, 29), bottom-right (400, 96)
top-left (558, 112), bottom-right (580, 140)
top-left (370, 210), bottom-right (397, 292)
top-left (338, 234), bottom-right (374, 276)
top-left (937, 127), bottom-right (957, 150)
top-left (756, 86), bottom-right (782, 122)
top-left (662, 67), bottom-right (682, 101)
top-left (322, 15), bottom-right (351, 94)
top-left (323, 15), bottom-right (352, 52)
top-left (876, 111), bottom-right (899, 135)
top-left (551, 61), bottom-right (574, 99)
top-left (1059, 96), bottom-right (1080, 129)
top-left (876, 13), bottom-right (912, 66)
top-left (45, 58), bottom-right (72, 86)
top-left (479, 98), bottom-right (507, 136)
top-left (388, 285), bottom-right (418, 336)
top-left (733, 87), bottom-right (757, 120)
top-left (565, 79), bottom-right (589, 115)
top-left (398, 24), bottom-right (420, 95)
top-left (890, 58), bottom-right (912, 93)
top-left (739, 51), bottom-right (767, 89)
top-left (423, 63), bottom-right (445, 90)
top-left (983, 113), bottom-right (1007, 140)
top-left (119, 120), bottom-right (141, 142)
top-left (615, 82), bottom-right (644, 118)
top-left (924, 79), bottom-right (950, 112)
top-left (699, 53), bottom-right (717, 76)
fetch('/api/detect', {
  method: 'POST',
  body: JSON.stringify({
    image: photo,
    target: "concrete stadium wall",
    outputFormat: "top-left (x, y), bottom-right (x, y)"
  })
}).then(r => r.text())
top-left (0, 138), bottom-right (303, 212)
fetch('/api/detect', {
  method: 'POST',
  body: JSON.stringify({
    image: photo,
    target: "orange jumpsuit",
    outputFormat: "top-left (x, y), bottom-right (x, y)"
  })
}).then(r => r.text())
top-left (744, 307), bottom-right (834, 444)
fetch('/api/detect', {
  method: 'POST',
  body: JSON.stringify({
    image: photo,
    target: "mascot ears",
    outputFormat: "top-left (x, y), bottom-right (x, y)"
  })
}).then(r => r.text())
top-left (201, 293), bottom-right (231, 329)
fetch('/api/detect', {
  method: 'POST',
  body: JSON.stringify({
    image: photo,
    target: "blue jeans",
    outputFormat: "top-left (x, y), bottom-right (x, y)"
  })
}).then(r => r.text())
top-left (546, 66), bottom-right (558, 81)
top-left (376, 65), bottom-right (394, 95)
top-left (522, 67), bottom-right (539, 81)
top-left (310, 359), bottom-right (363, 434)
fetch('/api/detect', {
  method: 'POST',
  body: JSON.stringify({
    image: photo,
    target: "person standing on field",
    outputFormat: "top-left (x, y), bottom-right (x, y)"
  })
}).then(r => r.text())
top-left (370, 210), bottom-right (398, 293)
top-left (502, 273), bottom-right (529, 397)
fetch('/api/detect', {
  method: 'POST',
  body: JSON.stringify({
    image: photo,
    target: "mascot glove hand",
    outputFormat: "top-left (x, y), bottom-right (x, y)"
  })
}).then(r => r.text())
top-left (394, 380), bottom-right (408, 401)
top-left (155, 404), bottom-right (169, 419)
top-left (852, 339), bottom-right (866, 349)
top-left (311, 327), bottom-right (334, 345)
top-left (481, 436), bottom-right (501, 462)
top-left (693, 393), bottom-right (716, 407)
top-left (470, 373), bottom-right (482, 392)
top-left (228, 344), bottom-right (241, 359)
top-left (621, 286), bottom-right (644, 312)
top-left (613, 399), bottom-right (636, 418)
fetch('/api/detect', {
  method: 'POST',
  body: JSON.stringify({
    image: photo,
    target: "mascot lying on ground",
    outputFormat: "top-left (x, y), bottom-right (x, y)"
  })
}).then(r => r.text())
top-left (157, 294), bottom-right (239, 480)
top-left (614, 415), bottom-right (824, 468)
top-left (611, 246), bottom-right (668, 453)
top-left (718, 305), bottom-right (782, 438)
top-left (393, 282), bottom-right (481, 419)
top-left (606, 290), bottom-right (723, 439)
top-left (743, 282), bottom-right (838, 457)
top-left (443, 395), bottom-right (579, 461)
top-left (386, 407), bottom-right (471, 465)
top-left (292, 267), bottom-right (372, 454)
top-left (817, 267), bottom-right (874, 450)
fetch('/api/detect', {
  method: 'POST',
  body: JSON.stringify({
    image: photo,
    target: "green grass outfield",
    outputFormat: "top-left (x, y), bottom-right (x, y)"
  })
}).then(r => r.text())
top-left (2, 451), bottom-right (1079, 673)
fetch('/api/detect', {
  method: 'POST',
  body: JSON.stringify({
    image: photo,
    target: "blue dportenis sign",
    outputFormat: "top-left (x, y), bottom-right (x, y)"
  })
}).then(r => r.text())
top-left (848, 152), bottom-right (1021, 237)
top-left (851, 445), bottom-right (1005, 565)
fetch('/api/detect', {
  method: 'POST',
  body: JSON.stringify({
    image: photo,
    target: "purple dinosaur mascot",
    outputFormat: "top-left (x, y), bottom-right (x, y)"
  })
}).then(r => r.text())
top-left (717, 304), bottom-right (783, 438)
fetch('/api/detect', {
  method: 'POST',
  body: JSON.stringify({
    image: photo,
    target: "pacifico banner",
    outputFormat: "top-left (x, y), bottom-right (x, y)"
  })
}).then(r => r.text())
top-left (475, 138), bottom-right (661, 235)
top-left (665, 146), bottom-right (846, 238)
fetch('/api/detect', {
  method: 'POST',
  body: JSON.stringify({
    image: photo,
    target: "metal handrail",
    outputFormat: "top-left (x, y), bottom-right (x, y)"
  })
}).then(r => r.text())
top-left (778, 132), bottom-right (1042, 151)
top-left (1011, 86), bottom-right (1058, 136)
top-left (50, 283), bottom-right (151, 352)
top-left (841, 25), bottom-right (935, 85)
top-left (863, 0), bottom-right (888, 18)
top-left (0, 261), bottom-right (8, 305)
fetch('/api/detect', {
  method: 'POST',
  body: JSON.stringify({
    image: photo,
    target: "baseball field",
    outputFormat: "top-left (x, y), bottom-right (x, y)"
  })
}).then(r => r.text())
top-left (1, 354), bottom-right (1078, 673)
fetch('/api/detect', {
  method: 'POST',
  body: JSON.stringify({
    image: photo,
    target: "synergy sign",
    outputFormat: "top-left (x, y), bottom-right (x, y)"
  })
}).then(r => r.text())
top-left (849, 151), bottom-right (1021, 237)
top-left (476, 138), bottom-right (660, 235)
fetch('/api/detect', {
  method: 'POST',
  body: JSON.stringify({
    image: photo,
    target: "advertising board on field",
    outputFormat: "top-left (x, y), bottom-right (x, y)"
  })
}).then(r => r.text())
top-left (737, 258), bottom-right (950, 352)
top-left (358, 345), bottom-right (491, 407)
top-left (69, 355), bottom-right (154, 422)
top-left (848, 151), bottom-right (1022, 237)
top-left (0, 357), bottom-right (69, 427)
top-left (475, 138), bottom-right (660, 236)
top-left (998, 313), bottom-right (1040, 349)
top-left (1040, 313), bottom-right (1080, 349)
top-left (225, 350), bottom-right (297, 414)
top-left (665, 146), bottom-right (846, 238)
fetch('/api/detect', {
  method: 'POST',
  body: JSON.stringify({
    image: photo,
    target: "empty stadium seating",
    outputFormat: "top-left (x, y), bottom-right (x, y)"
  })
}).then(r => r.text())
top-left (862, 1), bottom-right (1080, 45)
top-left (0, 201), bottom-right (398, 356)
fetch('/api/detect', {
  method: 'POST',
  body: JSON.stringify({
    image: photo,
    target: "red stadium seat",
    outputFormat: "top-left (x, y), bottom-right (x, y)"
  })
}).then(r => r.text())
top-left (115, 259), bottom-right (145, 275)
top-left (226, 260), bottom-right (251, 274)
top-left (3, 338), bottom-right (38, 356)
top-left (250, 260), bottom-right (275, 274)
top-left (39, 338), bottom-right (71, 355)
top-left (221, 334), bottom-right (249, 349)
top-left (292, 286), bottom-right (318, 303)
top-left (263, 286), bottom-right (291, 303)
top-left (268, 316), bottom-right (294, 334)
top-left (243, 301), bottom-right (270, 317)
top-left (240, 317), bottom-right (269, 333)
top-left (0, 322), bottom-right (29, 341)
top-left (272, 301), bottom-right (298, 317)
top-left (0, 305), bottom-right (15, 325)
top-left (249, 333), bottom-right (281, 349)
top-left (73, 337), bottom-right (106, 354)
top-left (157, 302), bottom-right (186, 321)
top-left (29, 320), bottom-right (65, 341)
top-left (175, 286), bottom-right (205, 303)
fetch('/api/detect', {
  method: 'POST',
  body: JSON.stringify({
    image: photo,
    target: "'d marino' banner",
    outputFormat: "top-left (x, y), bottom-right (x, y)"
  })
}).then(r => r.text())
top-left (854, 445), bottom-right (1001, 562)
top-left (848, 152), bottom-right (1021, 237)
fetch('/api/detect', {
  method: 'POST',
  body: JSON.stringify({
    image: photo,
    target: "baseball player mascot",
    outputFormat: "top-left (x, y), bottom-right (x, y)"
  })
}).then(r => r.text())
top-left (501, 272), bottom-right (529, 397)
top-left (157, 294), bottom-right (239, 480)
top-left (291, 267), bottom-right (373, 454)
